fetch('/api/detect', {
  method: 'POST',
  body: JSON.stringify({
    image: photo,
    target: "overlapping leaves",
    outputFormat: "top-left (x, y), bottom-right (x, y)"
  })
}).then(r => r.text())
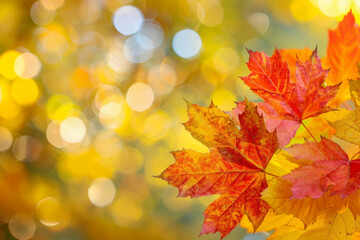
top-left (159, 10), bottom-right (360, 240)
top-left (159, 100), bottom-right (277, 238)
top-left (232, 48), bottom-right (338, 147)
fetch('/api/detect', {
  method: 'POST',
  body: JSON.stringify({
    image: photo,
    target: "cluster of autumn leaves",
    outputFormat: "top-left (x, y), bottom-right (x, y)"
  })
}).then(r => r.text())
top-left (159, 11), bottom-right (360, 240)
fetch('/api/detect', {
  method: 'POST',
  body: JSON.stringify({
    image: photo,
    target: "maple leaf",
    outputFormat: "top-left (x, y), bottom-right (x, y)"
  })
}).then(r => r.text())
top-left (159, 100), bottom-right (278, 238)
top-left (268, 207), bottom-right (360, 240)
top-left (324, 11), bottom-right (360, 106)
top-left (267, 217), bottom-right (305, 240)
top-left (297, 207), bottom-right (360, 240)
top-left (262, 177), bottom-right (349, 226)
top-left (262, 150), bottom-right (349, 227)
top-left (160, 10), bottom-right (360, 239)
top-left (282, 138), bottom-right (360, 199)
top-left (233, 48), bottom-right (339, 147)
top-left (326, 80), bottom-right (360, 144)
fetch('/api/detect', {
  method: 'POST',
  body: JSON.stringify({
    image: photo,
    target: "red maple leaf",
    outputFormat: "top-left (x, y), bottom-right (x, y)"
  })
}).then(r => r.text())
top-left (283, 138), bottom-right (360, 199)
top-left (233, 48), bottom-right (339, 147)
top-left (158, 100), bottom-right (278, 238)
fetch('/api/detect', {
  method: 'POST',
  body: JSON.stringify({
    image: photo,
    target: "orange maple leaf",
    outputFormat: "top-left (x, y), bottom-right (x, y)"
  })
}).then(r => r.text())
top-left (324, 11), bottom-right (360, 106)
top-left (159, 100), bottom-right (278, 238)
top-left (283, 138), bottom-right (360, 199)
top-left (280, 48), bottom-right (313, 80)
top-left (237, 48), bottom-right (339, 147)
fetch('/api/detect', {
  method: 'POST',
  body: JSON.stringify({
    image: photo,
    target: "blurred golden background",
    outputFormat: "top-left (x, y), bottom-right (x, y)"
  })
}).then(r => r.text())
top-left (0, 0), bottom-right (357, 239)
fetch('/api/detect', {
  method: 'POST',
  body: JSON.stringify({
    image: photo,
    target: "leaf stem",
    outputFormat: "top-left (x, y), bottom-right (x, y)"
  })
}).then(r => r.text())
top-left (350, 150), bottom-right (360, 160)
top-left (301, 121), bottom-right (317, 143)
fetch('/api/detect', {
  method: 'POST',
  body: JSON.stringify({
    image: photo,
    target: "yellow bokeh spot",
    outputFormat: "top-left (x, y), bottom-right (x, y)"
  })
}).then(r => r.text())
top-left (0, 98), bottom-right (21, 119)
top-left (291, 0), bottom-right (319, 22)
top-left (36, 197), bottom-right (71, 230)
top-left (46, 94), bottom-right (77, 120)
top-left (113, 116), bottom-right (141, 141)
top-left (88, 156), bottom-right (119, 178)
top-left (142, 111), bottom-right (171, 142)
top-left (0, 50), bottom-right (20, 79)
top-left (201, 58), bottom-right (227, 84)
top-left (40, 0), bottom-right (65, 11)
top-left (212, 47), bottom-right (240, 73)
top-left (211, 89), bottom-right (236, 111)
top-left (111, 191), bottom-right (143, 228)
top-left (58, 149), bottom-right (119, 182)
top-left (147, 64), bottom-right (176, 95)
top-left (94, 131), bottom-right (122, 157)
top-left (11, 78), bottom-right (39, 105)
top-left (70, 67), bottom-right (93, 99)
top-left (118, 147), bottom-right (143, 174)
top-left (27, 178), bottom-right (61, 206)
top-left (38, 27), bottom-right (69, 54)
top-left (92, 63), bottom-right (118, 85)
top-left (196, 0), bottom-right (224, 27)
top-left (315, 0), bottom-right (351, 17)
top-left (98, 92), bottom-right (127, 129)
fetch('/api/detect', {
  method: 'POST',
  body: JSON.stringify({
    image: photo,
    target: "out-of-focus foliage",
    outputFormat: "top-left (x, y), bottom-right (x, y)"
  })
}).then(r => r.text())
top-left (0, 0), bottom-right (358, 239)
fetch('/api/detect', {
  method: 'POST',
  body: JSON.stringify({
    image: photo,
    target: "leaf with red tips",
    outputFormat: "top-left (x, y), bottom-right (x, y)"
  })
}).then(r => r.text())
top-left (235, 48), bottom-right (338, 147)
top-left (283, 138), bottom-right (360, 199)
top-left (159, 100), bottom-right (278, 238)
top-left (158, 10), bottom-right (360, 239)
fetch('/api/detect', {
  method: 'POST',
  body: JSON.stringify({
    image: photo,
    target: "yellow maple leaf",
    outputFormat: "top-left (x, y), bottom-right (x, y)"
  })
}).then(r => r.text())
top-left (298, 207), bottom-right (360, 240)
top-left (262, 178), bottom-right (349, 227)
top-left (326, 80), bottom-right (360, 145)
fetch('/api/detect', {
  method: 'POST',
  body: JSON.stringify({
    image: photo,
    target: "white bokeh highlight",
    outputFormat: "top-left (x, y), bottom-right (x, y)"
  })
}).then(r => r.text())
top-left (172, 29), bottom-right (202, 59)
top-left (113, 5), bottom-right (144, 36)
top-left (60, 117), bottom-right (86, 144)
top-left (88, 177), bottom-right (116, 207)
